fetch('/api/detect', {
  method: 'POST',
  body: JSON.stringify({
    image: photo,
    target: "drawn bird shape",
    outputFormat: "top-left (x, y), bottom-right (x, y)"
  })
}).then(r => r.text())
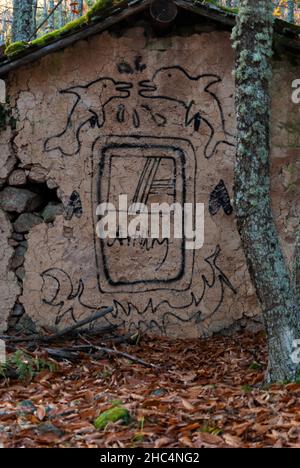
top-left (139, 66), bottom-right (235, 159)
top-left (45, 77), bottom-right (132, 156)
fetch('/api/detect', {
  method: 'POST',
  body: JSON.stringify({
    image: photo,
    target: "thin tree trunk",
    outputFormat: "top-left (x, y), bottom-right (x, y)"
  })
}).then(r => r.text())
top-left (233, 0), bottom-right (300, 382)
top-left (58, 0), bottom-right (65, 27)
top-left (43, 0), bottom-right (48, 25)
top-left (11, 0), bottom-right (19, 42)
top-left (49, 0), bottom-right (55, 30)
top-left (44, 0), bottom-right (48, 19)
top-left (12, 0), bottom-right (34, 42)
top-left (32, 0), bottom-right (38, 39)
top-left (78, 0), bottom-right (84, 16)
top-left (70, 0), bottom-right (84, 18)
top-left (287, 0), bottom-right (295, 23)
top-left (293, 230), bottom-right (300, 304)
top-left (0, 10), bottom-right (7, 44)
top-left (66, 0), bottom-right (72, 22)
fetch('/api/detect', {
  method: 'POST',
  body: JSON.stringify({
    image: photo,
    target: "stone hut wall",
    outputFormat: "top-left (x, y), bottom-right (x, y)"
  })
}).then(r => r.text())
top-left (0, 24), bottom-right (299, 337)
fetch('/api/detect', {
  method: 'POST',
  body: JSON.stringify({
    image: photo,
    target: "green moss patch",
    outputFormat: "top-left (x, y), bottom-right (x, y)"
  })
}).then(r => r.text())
top-left (86, 0), bottom-right (117, 20)
top-left (94, 403), bottom-right (131, 430)
top-left (4, 41), bottom-right (29, 58)
top-left (194, 0), bottom-right (238, 15)
top-left (4, 0), bottom-right (124, 59)
top-left (4, 0), bottom-right (300, 62)
top-left (30, 16), bottom-right (87, 48)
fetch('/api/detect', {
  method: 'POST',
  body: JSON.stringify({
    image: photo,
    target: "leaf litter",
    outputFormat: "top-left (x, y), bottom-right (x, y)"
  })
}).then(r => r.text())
top-left (0, 331), bottom-right (300, 448)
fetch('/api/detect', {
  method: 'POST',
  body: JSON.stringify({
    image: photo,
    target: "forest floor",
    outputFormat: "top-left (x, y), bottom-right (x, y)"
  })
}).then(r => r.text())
top-left (0, 331), bottom-right (300, 448)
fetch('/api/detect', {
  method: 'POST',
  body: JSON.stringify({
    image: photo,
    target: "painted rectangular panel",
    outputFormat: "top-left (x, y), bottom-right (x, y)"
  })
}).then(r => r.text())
top-left (93, 135), bottom-right (196, 294)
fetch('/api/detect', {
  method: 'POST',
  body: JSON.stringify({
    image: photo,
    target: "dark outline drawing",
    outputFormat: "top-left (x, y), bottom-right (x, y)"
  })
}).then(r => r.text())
top-left (40, 244), bottom-right (236, 333)
top-left (91, 134), bottom-right (197, 294)
top-left (117, 56), bottom-right (147, 75)
top-left (65, 190), bottom-right (83, 220)
top-left (108, 244), bottom-right (237, 334)
top-left (209, 179), bottom-right (233, 216)
top-left (99, 142), bottom-right (185, 286)
top-left (41, 268), bottom-right (111, 326)
top-left (139, 65), bottom-right (235, 159)
top-left (41, 64), bottom-right (237, 333)
top-left (44, 66), bottom-right (235, 160)
top-left (44, 77), bottom-right (132, 156)
top-left (141, 104), bottom-right (167, 127)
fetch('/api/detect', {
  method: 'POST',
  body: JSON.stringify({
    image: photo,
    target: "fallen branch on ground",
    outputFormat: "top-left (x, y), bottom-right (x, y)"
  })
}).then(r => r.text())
top-left (0, 307), bottom-right (114, 344)
top-left (0, 307), bottom-right (155, 371)
top-left (79, 335), bottom-right (160, 369)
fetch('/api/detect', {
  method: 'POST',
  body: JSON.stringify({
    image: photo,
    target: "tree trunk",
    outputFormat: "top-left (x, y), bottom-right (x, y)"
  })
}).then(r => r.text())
top-left (11, 0), bottom-right (19, 42)
top-left (287, 1), bottom-right (295, 24)
top-left (0, 9), bottom-right (7, 44)
top-left (43, 0), bottom-right (48, 23)
top-left (12, 0), bottom-right (34, 42)
top-left (49, 0), bottom-right (55, 31)
top-left (58, 1), bottom-right (65, 28)
top-left (32, 0), bottom-right (38, 39)
top-left (233, 0), bottom-right (300, 382)
top-left (78, 0), bottom-right (84, 16)
top-left (293, 230), bottom-right (300, 304)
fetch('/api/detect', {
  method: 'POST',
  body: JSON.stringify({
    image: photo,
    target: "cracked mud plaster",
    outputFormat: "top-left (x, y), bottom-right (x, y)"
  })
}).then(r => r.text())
top-left (0, 126), bottom-right (16, 188)
top-left (0, 209), bottom-right (20, 332)
top-left (2, 27), bottom-right (300, 337)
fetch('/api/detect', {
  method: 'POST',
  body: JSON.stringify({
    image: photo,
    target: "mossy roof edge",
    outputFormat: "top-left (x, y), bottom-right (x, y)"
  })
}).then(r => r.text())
top-left (0, 0), bottom-right (300, 76)
top-left (3, 0), bottom-right (132, 59)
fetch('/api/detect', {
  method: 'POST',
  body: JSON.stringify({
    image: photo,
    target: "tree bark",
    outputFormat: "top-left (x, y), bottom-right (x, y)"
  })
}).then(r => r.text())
top-left (43, 0), bottom-right (48, 23)
top-left (12, 0), bottom-right (34, 42)
top-left (293, 230), bottom-right (300, 304)
top-left (233, 0), bottom-right (300, 382)
top-left (287, 0), bottom-right (295, 24)
top-left (49, 0), bottom-right (55, 30)
top-left (58, 1), bottom-right (65, 28)
top-left (78, 0), bottom-right (84, 16)
top-left (32, 0), bottom-right (38, 39)
top-left (11, 0), bottom-right (19, 42)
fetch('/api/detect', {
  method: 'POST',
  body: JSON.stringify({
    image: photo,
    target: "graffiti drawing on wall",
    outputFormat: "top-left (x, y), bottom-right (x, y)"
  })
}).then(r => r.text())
top-left (45, 63), bottom-right (235, 159)
top-left (139, 66), bottom-right (235, 159)
top-left (42, 58), bottom-right (236, 334)
top-left (93, 134), bottom-right (196, 293)
top-left (40, 244), bottom-right (236, 333)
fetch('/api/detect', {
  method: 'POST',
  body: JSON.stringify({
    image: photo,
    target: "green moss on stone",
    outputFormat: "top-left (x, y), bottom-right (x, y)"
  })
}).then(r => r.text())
top-left (4, 0), bottom-right (123, 59)
top-left (194, 0), bottom-right (238, 15)
top-left (30, 16), bottom-right (87, 48)
top-left (94, 404), bottom-right (131, 430)
top-left (86, 0), bottom-right (117, 20)
top-left (4, 0), bottom-right (300, 62)
top-left (4, 41), bottom-right (29, 57)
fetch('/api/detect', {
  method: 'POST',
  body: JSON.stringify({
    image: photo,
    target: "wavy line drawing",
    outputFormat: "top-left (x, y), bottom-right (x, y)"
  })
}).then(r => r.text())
top-left (40, 245), bottom-right (236, 333)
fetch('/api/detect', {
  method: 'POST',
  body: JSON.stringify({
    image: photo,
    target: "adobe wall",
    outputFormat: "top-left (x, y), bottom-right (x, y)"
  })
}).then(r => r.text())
top-left (0, 26), bottom-right (299, 337)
